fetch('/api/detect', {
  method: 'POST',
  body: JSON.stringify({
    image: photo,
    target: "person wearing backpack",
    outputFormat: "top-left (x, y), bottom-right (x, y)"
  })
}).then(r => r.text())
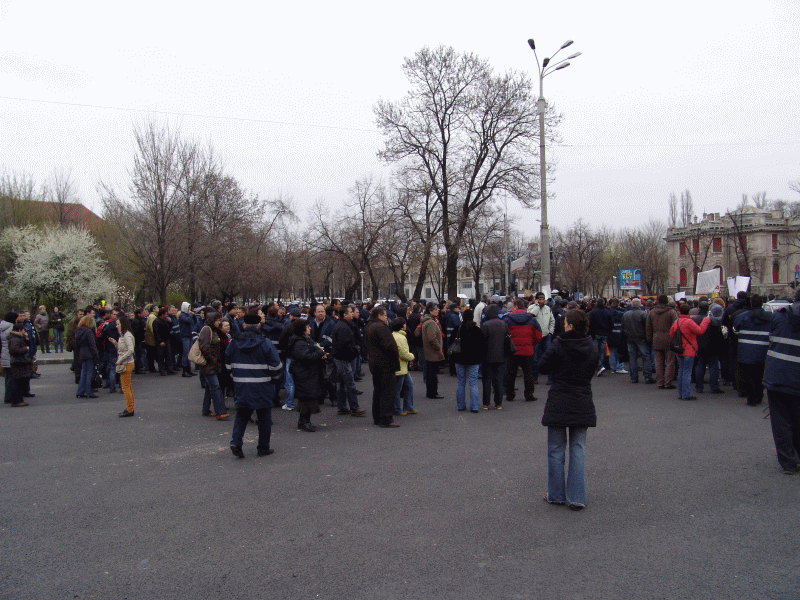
top-left (669, 303), bottom-right (711, 401)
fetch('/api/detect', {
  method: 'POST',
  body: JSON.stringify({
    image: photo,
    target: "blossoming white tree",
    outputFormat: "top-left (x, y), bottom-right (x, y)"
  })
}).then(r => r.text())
top-left (1, 225), bottom-right (116, 308)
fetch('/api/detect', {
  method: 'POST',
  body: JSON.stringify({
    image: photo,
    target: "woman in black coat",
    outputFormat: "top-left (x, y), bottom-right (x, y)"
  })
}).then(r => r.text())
top-left (287, 318), bottom-right (326, 432)
top-left (449, 309), bottom-right (486, 413)
top-left (74, 315), bottom-right (99, 399)
top-left (537, 309), bottom-right (599, 510)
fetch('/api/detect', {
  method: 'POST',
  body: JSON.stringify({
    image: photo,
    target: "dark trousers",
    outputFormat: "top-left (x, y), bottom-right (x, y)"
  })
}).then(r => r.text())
top-left (72, 350), bottom-right (81, 383)
top-left (39, 331), bottom-right (50, 353)
top-left (371, 369), bottom-right (397, 426)
top-left (738, 361), bottom-right (765, 404)
top-left (424, 360), bottom-right (440, 397)
top-left (157, 341), bottom-right (174, 374)
top-left (504, 354), bottom-right (535, 401)
top-left (231, 407), bottom-right (272, 453)
top-left (145, 344), bottom-right (157, 371)
top-left (482, 361), bottom-right (506, 406)
top-left (767, 389), bottom-right (800, 471)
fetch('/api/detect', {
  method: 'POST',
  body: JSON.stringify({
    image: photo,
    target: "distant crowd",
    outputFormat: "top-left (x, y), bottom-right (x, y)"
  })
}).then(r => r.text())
top-left (2, 288), bottom-right (799, 491)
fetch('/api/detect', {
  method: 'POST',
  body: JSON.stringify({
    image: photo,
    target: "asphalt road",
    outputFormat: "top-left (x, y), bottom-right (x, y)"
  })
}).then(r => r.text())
top-left (1, 360), bottom-right (798, 600)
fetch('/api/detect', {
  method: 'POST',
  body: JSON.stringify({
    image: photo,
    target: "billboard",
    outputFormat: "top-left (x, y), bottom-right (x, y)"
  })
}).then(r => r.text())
top-left (619, 268), bottom-right (642, 290)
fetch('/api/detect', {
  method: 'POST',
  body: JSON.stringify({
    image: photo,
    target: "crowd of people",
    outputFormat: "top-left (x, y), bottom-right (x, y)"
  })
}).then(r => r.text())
top-left (3, 287), bottom-right (799, 505)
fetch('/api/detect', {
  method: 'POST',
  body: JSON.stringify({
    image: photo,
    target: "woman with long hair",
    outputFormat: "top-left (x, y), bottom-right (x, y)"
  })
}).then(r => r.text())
top-left (113, 313), bottom-right (136, 417)
top-left (538, 309), bottom-right (599, 511)
top-left (74, 315), bottom-right (99, 399)
top-left (449, 309), bottom-right (487, 413)
top-left (198, 312), bottom-right (229, 420)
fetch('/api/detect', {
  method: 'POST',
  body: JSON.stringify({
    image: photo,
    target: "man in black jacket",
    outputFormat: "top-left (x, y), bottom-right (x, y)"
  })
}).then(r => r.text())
top-left (131, 307), bottom-right (147, 374)
top-left (622, 298), bottom-right (654, 384)
top-left (153, 307), bottom-right (176, 375)
top-left (364, 306), bottom-right (400, 428)
top-left (331, 306), bottom-right (366, 416)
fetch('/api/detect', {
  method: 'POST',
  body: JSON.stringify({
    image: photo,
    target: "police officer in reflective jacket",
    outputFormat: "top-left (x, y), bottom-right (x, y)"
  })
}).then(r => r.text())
top-left (763, 290), bottom-right (800, 474)
top-left (225, 311), bottom-right (283, 458)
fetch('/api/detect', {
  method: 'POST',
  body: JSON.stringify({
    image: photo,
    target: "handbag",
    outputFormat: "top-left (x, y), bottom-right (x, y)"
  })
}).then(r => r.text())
top-left (504, 333), bottom-right (516, 357)
top-left (91, 364), bottom-right (102, 389)
top-left (447, 336), bottom-right (462, 356)
top-left (115, 363), bottom-right (127, 374)
top-left (188, 339), bottom-right (206, 366)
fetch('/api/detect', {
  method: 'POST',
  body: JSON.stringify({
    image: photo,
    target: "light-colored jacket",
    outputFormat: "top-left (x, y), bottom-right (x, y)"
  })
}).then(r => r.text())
top-left (116, 331), bottom-right (135, 364)
top-left (528, 303), bottom-right (555, 336)
top-left (393, 330), bottom-right (415, 376)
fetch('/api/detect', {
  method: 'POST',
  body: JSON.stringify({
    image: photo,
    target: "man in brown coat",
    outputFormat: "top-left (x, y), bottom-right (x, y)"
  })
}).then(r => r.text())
top-left (364, 305), bottom-right (401, 428)
top-left (421, 302), bottom-right (445, 399)
top-left (646, 295), bottom-right (678, 389)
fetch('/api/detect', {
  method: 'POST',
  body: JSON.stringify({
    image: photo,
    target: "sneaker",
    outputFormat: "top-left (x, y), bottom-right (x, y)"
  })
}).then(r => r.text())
top-left (399, 411), bottom-right (408, 416)
top-left (337, 409), bottom-right (352, 415)
top-left (405, 409), bottom-right (418, 414)
top-left (281, 404), bottom-right (294, 411)
top-left (350, 409), bottom-right (367, 417)
top-left (596, 367), bottom-right (606, 377)
top-left (615, 369), bottom-right (628, 374)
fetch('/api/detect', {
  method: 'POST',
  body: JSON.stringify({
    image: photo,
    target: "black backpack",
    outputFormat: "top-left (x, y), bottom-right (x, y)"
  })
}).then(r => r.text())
top-left (669, 323), bottom-right (685, 354)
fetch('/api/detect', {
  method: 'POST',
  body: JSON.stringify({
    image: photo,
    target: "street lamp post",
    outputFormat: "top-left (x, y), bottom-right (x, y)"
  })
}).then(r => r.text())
top-left (527, 37), bottom-right (581, 295)
top-left (359, 271), bottom-right (365, 301)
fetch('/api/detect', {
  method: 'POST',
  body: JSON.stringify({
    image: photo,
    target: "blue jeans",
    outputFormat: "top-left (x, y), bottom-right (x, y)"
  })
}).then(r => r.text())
top-left (482, 361), bottom-right (506, 406)
top-left (202, 373), bottom-right (227, 415)
top-left (627, 340), bottom-right (653, 382)
top-left (181, 337), bottom-right (192, 369)
top-left (547, 426), bottom-right (588, 506)
top-left (231, 407), bottom-right (272, 453)
top-left (677, 355), bottom-right (694, 398)
top-left (533, 334), bottom-right (551, 380)
top-left (135, 342), bottom-right (147, 372)
top-left (455, 363), bottom-right (480, 411)
top-left (53, 329), bottom-right (64, 352)
top-left (77, 359), bottom-right (94, 396)
top-left (594, 336), bottom-right (608, 371)
top-left (334, 358), bottom-right (359, 411)
top-left (394, 373), bottom-right (414, 413)
top-left (283, 358), bottom-right (295, 408)
top-left (694, 353), bottom-right (720, 393)
top-left (609, 345), bottom-right (623, 372)
top-left (106, 358), bottom-right (118, 392)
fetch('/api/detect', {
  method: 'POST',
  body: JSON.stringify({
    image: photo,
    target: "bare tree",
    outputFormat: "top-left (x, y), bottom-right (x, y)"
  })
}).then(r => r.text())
top-left (99, 120), bottom-right (193, 304)
top-left (375, 45), bottom-right (551, 299)
top-left (680, 189), bottom-right (694, 227)
top-left (462, 203), bottom-right (504, 299)
top-left (552, 219), bottom-right (604, 297)
top-left (668, 192), bottom-right (678, 228)
top-left (618, 219), bottom-right (669, 294)
top-left (45, 167), bottom-right (82, 227)
top-left (310, 175), bottom-right (392, 300)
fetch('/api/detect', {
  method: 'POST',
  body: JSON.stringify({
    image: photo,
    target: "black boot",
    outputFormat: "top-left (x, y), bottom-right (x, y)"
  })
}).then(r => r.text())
top-left (182, 366), bottom-right (192, 378)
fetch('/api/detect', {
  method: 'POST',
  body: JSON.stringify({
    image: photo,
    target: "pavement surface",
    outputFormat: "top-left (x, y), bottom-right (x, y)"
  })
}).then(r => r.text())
top-left (1, 358), bottom-right (798, 600)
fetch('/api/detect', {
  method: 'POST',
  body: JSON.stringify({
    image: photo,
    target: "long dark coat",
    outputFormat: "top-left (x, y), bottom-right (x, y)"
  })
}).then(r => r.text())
top-left (288, 333), bottom-right (325, 402)
top-left (538, 330), bottom-right (599, 428)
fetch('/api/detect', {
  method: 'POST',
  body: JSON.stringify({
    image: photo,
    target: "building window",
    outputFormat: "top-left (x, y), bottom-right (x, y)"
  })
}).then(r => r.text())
top-left (462, 281), bottom-right (472, 289)
top-left (773, 234), bottom-right (778, 251)
top-left (713, 237), bottom-right (722, 252)
top-left (692, 239), bottom-right (699, 253)
top-left (679, 242), bottom-right (686, 256)
top-left (773, 263), bottom-right (780, 284)
top-left (425, 287), bottom-right (432, 298)
top-left (679, 268), bottom-right (688, 287)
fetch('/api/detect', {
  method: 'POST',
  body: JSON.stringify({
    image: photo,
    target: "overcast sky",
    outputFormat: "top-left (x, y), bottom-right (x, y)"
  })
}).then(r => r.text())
top-left (2, 0), bottom-right (799, 236)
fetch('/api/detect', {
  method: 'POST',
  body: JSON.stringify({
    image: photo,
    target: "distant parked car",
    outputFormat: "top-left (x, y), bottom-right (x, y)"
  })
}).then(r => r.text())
top-left (764, 300), bottom-right (791, 313)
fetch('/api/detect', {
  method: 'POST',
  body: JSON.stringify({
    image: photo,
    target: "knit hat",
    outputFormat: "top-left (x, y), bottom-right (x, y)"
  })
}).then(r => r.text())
top-left (243, 313), bottom-right (261, 325)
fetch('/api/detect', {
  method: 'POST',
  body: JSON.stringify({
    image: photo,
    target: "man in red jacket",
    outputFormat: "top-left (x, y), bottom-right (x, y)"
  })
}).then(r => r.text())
top-left (502, 298), bottom-right (543, 402)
